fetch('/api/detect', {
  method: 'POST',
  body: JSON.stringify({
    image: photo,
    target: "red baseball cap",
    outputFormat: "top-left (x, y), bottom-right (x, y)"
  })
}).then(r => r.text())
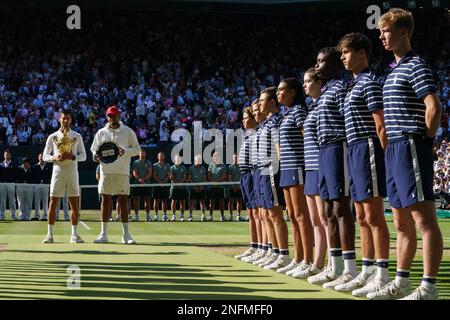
top-left (106, 106), bottom-right (120, 116)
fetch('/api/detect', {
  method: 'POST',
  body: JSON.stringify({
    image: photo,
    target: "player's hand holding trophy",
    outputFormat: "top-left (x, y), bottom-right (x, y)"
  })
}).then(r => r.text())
top-left (53, 130), bottom-right (77, 161)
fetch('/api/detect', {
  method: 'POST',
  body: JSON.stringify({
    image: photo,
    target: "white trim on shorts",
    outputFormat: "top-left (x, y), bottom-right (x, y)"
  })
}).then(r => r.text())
top-left (408, 135), bottom-right (425, 202)
top-left (368, 137), bottom-right (379, 197)
top-left (268, 163), bottom-right (279, 207)
top-left (343, 142), bottom-right (349, 197)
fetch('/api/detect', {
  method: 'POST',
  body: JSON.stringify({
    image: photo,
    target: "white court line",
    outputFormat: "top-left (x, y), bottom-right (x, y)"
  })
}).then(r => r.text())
top-left (79, 221), bottom-right (90, 230)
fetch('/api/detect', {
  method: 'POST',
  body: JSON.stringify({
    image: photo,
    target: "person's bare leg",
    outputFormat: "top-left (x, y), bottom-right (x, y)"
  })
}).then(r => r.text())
top-left (284, 188), bottom-right (302, 262)
top-left (264, 209), bottom-right (279, 250)
top-left (355, 202), bottom-right (375, 260)
top-left (307, 195), bottom-right (327, 268)
top-left (44, 197), bottom-right (60, 239)
top-left (101, 194), bottom-right (112, 222)
top-left (291, 186), bottom-right (313, 263)
top-left (411, 201), bottom-right (443, 278)
top-left (268, 206), bottom-right (289, 251)
top-left (134, 196), bottom-right (140, 217)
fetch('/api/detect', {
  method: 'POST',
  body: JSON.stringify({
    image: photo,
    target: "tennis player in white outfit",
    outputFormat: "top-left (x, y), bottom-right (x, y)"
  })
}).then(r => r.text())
top-left (42, 110), bottom-right (86, 243)
top-left (91, 106), bottom-right (141, 244)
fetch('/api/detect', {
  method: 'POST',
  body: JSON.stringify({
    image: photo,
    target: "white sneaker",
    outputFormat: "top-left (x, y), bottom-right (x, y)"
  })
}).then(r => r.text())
top-left (70, 234), bottom-right (84, 243)
top-left (352, 277), bottom-right (390, 297)
top-left (286, 261), bottom-right (308, 276)
top-left (264, 255), bottom-right (291, 270)
top-left (188, 216), bottom-right (193, 222)
top-left (229, 215), bottom-right (233, 221)
top-left (307, 266), bottom-right (338, 285)
top-left (236, 215), bottom-right (242, 222)
top-left (170, 214), bottom-right (176, 222)
top-left (242, 249), bottom-right (265, 263)
top-left (200, 214), bottom-right (206, 221)
top-left (292, 263), bottom-right (322, 279)
top-left (94, 233), bottom-right (109, 243)
top-left (366, 281), bottom-right (413, 300)
top-left (252, 251), bottom-right (271, 265)
top-left (220, 215), bottom-right (225, 222)
top-left (241, 250), bottom-right (261, 263)
top-left (180, 216), bottom-right (185, 222)
top-left (133, 214), bottom-right (139, 222)
top-left (234, 247), bottom-right (257, 260)
top-left (323, 271), bottom-right (357, 290)
top-left (153, 214), bottom-right (159, 221)
top-left (277, 259), bottom-right (300, 274)
top-left (42, 234), bottom-right (54, 243)
top-left (162, 214), bottom-right (168, 222)
top-left (399, 286), bottom-right (439, 300)
top-left (122, 234), bottom-right (136, 244)
top-left (335, 271), bottom-right (375, 292)
top-left (207, 215), bottom-right (213, 222)
top-left (257, 253), bottom-right (278, 267)
top-left (146, 214), bottom-right (151, 222)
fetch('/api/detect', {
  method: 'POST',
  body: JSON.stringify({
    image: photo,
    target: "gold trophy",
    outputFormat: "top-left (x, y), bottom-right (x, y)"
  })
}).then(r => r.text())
top-left (53, 131), bottom-right (77, 161)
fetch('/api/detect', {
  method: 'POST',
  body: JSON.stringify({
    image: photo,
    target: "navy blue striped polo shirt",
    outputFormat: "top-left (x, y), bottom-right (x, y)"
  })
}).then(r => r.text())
top-left (343, 68), bottom-right (383, 144)
top-left (303, 101), bottom-right (319, 171)
top-left (383, 51), bottom-right (437, 140)
top-left (280, 104), bottom-right (307, 170)
top-left (317, 79), bottom-right (347, 145)
top-left (258, 112), bottom-right (282, 168)
top-left (238, 130), bottom-right (254, 174)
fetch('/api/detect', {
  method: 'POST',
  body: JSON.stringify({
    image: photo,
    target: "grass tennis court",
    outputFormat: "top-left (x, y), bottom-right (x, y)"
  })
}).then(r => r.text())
top-left (0, 211), bottom-right (449, 300)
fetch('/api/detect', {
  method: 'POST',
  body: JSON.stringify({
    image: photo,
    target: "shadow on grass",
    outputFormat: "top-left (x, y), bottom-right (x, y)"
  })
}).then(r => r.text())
top-left (0, 259), bottom-right (326, 299)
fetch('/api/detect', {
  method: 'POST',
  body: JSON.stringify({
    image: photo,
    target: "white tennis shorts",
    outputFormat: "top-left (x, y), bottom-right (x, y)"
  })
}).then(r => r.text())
top-left (98, 174), bottom-right (130, 195)
top-left (50, 172), bottom-right (80, 197)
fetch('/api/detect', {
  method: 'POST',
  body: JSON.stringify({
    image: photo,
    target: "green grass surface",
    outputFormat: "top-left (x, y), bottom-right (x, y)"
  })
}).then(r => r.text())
top-left (0, 211), bottom-right (449, 300)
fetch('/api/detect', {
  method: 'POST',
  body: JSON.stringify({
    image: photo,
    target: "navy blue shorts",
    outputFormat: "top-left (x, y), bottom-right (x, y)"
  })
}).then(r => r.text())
top-left (252, 169), bottom-right (262, 207)
top-left (318, 142), bottom-right (349, 200)
top-left (259, 165), bottom-right (285, 209)
top-left (304, 170), bottom-right (320, 196)
top-left (347, 137), bottom-right (387, 202)
top-left (240, 172), bottom-right (255, 209)
top-left (280, 167), bottom-right (305, 187)
top-left (385, 135), bottom-right (434, 209)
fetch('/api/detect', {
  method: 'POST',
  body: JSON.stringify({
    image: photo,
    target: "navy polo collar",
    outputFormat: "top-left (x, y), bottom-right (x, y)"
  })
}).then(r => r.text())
top-left (321, 79), bottom-right (339, 94)
top-left (389, 50), bottom-right (416, 69)
top-left (347, 67), bottom-right (371, 89)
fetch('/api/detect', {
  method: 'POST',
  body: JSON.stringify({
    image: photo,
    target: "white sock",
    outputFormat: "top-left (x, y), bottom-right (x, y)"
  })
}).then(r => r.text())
top-left (101, 222), bottom-right (108, 235)
top-left (421, 276), bottom-right (436, 291)
top-left (343, 250), bottom-right (358, 275)
top-left (361, 258), bottom-right (374, 275)
top-left (330, 248), bottom-right (343, 274)
top-left (71, 225), bottom-right (77, 235)
top-left (376, 259), bottom-right (389, 281)
top-left (48, 224), bottom-right (54, 235)
top-left (122, 223), bottom-right (129, 236)
top-left (394, 269), bottom-right (410, 287)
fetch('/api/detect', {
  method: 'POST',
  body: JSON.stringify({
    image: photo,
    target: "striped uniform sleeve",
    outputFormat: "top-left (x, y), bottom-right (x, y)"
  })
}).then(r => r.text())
top-left (294, 105), bottom-right (307, 129)
top-left (410, 62), bottom-right (437, 99)
top-left (270, 116), bottom-right (281, 145)
top-left (363, 79), bottom-right (383, 112)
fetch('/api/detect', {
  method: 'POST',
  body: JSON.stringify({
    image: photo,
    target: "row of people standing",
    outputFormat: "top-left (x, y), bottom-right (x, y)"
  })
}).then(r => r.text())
top-left (0, 150), bottom-right (69, 220)
top-left (116, 150), bottom-right (245, 222)
top-left (236, 8), bottom-right (442, 300)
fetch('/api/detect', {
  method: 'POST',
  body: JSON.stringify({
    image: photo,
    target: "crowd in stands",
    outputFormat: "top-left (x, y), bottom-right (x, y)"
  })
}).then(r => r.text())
top-left (0, 8), bottom-right (449, 201)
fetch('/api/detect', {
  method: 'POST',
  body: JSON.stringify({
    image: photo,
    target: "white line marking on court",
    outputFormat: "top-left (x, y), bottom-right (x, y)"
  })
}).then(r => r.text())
top-left (80, 221), bottom-right (90, 230)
